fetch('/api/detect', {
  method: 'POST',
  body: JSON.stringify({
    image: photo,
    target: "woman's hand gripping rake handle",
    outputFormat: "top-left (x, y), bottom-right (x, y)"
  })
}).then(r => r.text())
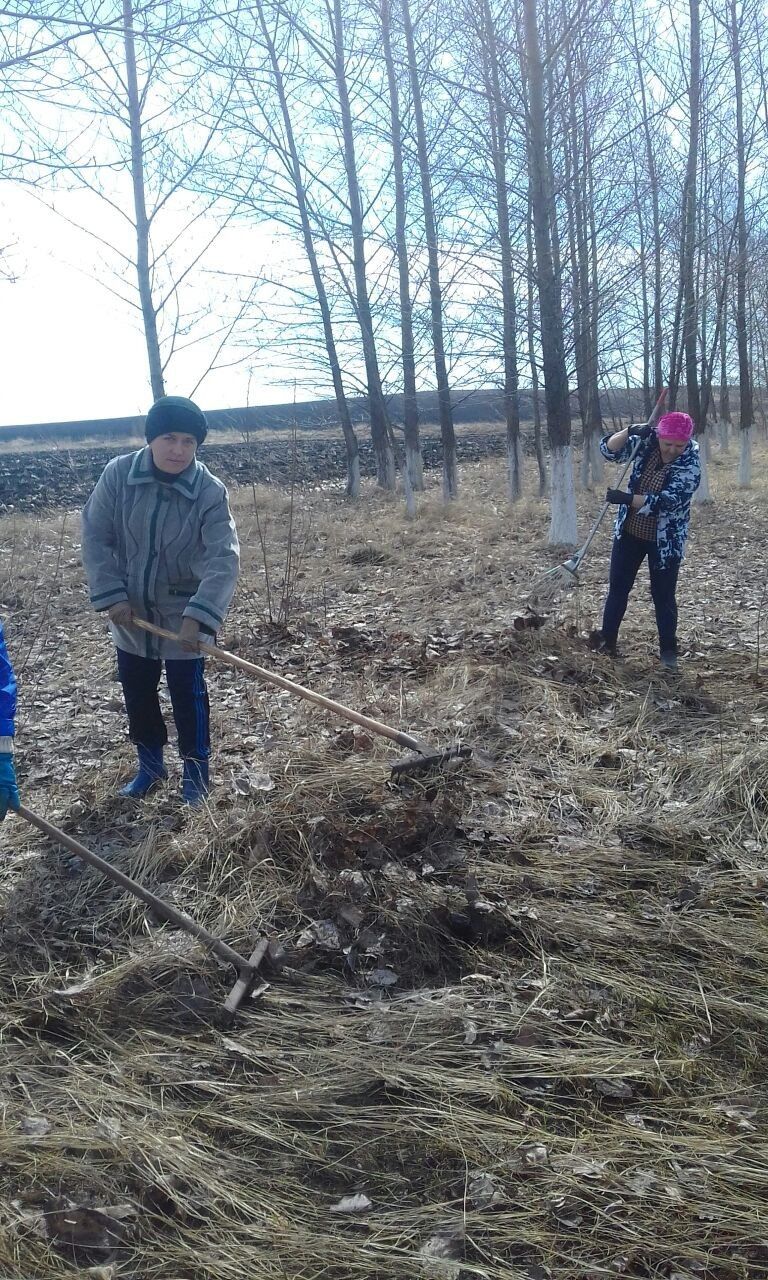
top-left (564, 387), bottom-right (668, 576)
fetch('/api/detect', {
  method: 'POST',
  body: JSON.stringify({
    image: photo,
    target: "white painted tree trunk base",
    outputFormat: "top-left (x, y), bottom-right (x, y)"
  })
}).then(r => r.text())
top-left (739, 427), bottom-right (753, 487)
top-left (402, 463), bottom-right (417, 518)
top-left (717, 419), bottom-right (730, 452)
top-left (406, 443), bottom-right (424, 492)
top-left (548, 445), bottom-right (578, 545)
top-left (507, 437), bottom-right (524, 502)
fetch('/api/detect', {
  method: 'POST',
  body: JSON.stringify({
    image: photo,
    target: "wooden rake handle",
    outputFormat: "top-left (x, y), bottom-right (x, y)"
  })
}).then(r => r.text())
top-left (16, 803), bottom-right (249, 973)
top-left (132, 618), bottom-right (430, 755)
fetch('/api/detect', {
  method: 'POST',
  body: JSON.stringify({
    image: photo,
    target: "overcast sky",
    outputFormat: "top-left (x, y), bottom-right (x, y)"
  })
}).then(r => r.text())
top-left (0, 186), bottom-right (299, 428)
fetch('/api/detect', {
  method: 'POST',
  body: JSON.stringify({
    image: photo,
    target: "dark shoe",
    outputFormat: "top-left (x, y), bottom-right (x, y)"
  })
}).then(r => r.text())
top-left (120, 745), bottom-right (167, 798)
top-left (589, 629), bottom-right (618, 657)
top-left (660, 651), bottom-right (679, 672)
top-left (182, 758), bottom-right (210, 806)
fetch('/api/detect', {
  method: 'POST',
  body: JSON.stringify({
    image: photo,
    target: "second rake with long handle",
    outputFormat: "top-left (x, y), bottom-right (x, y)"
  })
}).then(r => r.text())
top-left (132, 619), bottom-right (469, 776)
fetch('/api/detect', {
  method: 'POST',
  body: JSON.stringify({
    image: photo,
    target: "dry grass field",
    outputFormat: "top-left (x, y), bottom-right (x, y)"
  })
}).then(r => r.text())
top-left (1, 442), bottom-right (767, 1279)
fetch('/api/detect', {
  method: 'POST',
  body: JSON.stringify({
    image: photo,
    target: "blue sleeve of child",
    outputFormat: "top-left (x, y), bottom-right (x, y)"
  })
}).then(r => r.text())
top-left (0, 621), bottom-right (17, 738)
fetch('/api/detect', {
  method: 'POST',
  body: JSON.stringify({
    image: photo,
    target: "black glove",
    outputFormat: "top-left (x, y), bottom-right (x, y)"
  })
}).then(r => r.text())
top-left (606, 488), bottom-right (632, 506)
top-left (630, 423), bottom-right (655, 441)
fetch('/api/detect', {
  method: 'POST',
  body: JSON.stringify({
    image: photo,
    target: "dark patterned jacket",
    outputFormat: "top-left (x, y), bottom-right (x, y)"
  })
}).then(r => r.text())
top-left (599, 432), bottom-right (701, 566)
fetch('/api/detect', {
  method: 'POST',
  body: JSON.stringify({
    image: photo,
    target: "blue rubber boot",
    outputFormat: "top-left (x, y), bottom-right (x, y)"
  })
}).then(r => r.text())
top-left (120, 745), bottom-right (167, 798)
top-left (182, 758), bottom-right (209, 806)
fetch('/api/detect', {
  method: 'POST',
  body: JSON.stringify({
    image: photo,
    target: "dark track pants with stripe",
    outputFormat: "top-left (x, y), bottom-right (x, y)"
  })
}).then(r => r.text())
top-left (116, 648), bottom-right (210, 761)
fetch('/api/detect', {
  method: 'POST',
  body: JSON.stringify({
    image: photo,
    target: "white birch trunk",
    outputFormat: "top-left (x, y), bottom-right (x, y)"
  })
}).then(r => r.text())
top-left (739, 426), bottom-right (753, 487)
top-left (548, 445), bottom-right (578, 545)
top-left (405, 441), bottom-right (424, 492)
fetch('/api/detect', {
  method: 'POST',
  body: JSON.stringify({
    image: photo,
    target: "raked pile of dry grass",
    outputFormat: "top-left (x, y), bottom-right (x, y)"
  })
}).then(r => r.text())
top-left (2, 627), bottom-right (767, 1279)
top-left (1, 452), bottom-right (768, 1278)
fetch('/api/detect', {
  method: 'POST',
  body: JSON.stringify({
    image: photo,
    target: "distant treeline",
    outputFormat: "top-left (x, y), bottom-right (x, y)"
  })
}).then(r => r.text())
top-left (0, 386), bottom-right (698, 445)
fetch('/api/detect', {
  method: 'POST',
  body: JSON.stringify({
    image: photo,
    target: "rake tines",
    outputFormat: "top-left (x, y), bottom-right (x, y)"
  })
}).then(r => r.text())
top-left (528, 559), bottom-right (580, 609)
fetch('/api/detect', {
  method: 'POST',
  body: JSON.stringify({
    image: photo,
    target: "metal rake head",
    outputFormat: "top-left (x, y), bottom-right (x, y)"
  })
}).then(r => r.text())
top-left (527, 559), bottom-right (580, 609)
top-left (390, 743), bottom-right (472, 780)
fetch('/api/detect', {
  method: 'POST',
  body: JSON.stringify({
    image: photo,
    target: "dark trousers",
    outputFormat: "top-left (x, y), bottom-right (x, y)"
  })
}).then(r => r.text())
top-left (602, 533), bottom-right (681, 654)
top-left (116, 648), bottom-right (210, 760)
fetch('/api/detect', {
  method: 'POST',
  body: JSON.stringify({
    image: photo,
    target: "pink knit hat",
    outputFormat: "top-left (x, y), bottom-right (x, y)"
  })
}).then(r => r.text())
top-left (656, 411), bottom-right (694, 442)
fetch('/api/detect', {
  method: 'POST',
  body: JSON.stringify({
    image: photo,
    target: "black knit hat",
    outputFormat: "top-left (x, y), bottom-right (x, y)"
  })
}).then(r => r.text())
top-left (145, 395), bottom-right (208, 445)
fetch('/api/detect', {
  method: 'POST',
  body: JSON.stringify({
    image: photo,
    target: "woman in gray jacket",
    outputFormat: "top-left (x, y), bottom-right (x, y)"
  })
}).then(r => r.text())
top-left (82, 396), bottom-right (240, 805)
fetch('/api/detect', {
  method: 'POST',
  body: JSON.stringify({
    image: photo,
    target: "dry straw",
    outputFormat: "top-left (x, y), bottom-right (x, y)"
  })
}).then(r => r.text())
top-left (1, 456), bottom-right (767, 1279)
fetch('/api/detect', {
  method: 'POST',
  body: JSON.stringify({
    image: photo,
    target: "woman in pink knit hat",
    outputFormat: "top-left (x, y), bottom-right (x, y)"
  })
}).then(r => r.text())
top-left (595, 409), bottom-right (701, 671)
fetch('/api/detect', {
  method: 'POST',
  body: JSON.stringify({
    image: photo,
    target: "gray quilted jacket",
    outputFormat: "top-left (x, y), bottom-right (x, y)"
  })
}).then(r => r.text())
top-left (81, 448), bottom-right (240, 660)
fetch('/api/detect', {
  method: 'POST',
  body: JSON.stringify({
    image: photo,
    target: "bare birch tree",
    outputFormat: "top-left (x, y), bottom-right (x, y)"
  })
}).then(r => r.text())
top-left (378, 0), bottom-right (423, 490)
top-left (5, 0), bottom-right (242, 402)
top-left (680, 0), bottom-right (703, 432)
top-left (730, 0), bottom-right (754, 485)
top-left (326, 0), bottom-right (395, 489)
top-left (401, 0), bottom-right (459, 500)
top-left (523, 0), bottom-right (576, 542)
top-left (476, 0), bottom-right (523, 501)
top-left (246, 0), bottom-right (362, 496)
